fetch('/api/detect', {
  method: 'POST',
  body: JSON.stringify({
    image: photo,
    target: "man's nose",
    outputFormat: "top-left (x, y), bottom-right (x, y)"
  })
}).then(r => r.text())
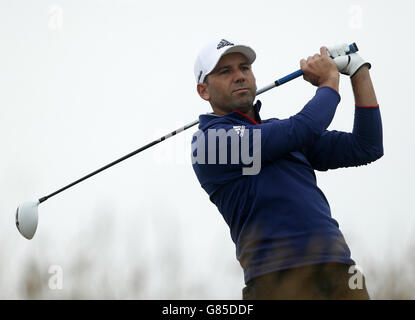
top-left (234, 69), bottom-right (246, 83)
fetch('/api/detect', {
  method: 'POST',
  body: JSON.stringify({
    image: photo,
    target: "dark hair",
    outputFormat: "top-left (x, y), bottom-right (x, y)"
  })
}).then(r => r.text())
top-left (203, 75), bottom-right (209, 85)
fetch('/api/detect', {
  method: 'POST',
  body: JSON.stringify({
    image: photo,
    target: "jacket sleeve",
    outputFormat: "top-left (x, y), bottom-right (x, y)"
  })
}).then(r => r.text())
top-left (191, 86), bottom-right (341, 193)
top-left (259, 86), bottom-right (342, 164)
top-left (301, 105), bottom-right (384, 171)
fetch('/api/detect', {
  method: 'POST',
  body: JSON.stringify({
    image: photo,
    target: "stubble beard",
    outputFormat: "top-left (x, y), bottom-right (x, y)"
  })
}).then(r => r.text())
top-left (211, 87), bottom-right (256, 115)
top-left (232, 90), bottom-right (255, 111)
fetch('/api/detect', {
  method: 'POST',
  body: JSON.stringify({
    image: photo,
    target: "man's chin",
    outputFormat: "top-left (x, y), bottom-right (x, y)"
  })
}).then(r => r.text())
top-left (233, 96), bottom-right (254, 110)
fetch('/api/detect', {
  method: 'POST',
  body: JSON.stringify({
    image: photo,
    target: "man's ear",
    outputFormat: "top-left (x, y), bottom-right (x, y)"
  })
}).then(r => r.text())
top-left (197, 83), bottom-right (210, 101)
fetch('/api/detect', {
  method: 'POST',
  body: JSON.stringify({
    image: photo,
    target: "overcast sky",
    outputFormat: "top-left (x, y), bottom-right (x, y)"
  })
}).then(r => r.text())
top-left (1, 0), bottom-right (414, 298)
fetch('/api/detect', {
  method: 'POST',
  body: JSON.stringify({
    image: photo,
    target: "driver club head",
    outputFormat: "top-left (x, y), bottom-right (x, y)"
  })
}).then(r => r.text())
top-left (16, 200), bottom-right (39, 240)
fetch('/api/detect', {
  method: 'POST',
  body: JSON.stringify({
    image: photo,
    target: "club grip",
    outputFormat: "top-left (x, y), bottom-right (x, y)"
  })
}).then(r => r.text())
top-left (348, 42), bottom-right (358, 54)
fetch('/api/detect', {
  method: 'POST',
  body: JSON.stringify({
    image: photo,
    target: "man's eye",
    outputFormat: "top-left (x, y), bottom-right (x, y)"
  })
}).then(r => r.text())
top-left (220, 70), bottom-right (229, 75)
top-left (241, 66), bottom-right (250, 71)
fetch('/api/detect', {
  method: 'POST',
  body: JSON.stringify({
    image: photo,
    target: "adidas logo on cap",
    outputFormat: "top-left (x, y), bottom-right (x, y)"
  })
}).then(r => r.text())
top-left (217, 39), bottom-right (234, 50)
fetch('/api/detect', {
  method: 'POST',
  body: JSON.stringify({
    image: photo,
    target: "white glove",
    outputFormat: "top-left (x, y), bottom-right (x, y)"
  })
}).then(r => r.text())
top-left (327, 43), bottom-right (371, 78)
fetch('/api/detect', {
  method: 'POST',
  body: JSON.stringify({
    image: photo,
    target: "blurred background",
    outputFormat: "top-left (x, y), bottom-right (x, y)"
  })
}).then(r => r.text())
top-left (1, 0), bottom-right (414, 299)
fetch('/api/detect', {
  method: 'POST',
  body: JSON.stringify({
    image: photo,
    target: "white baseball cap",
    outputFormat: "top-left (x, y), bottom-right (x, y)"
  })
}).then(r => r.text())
top-left (194, 38), bottom-right (256, 83)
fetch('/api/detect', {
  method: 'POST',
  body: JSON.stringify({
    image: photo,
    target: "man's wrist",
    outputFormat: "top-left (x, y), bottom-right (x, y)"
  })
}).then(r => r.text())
top-left (319, 75), bottom-right (339, 93)
top-left (350, 62), bottom-right (371, 78)
top-left (351, 65), bottom-right (370, 80)
top-left (350, 64), bottom-right (378, 106)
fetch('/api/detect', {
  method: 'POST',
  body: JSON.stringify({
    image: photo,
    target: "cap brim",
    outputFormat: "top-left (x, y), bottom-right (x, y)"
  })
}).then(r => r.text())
top-left (223, 45), bottom-right (256, 64)
top-left (206, 45), bottom-right (256, 77)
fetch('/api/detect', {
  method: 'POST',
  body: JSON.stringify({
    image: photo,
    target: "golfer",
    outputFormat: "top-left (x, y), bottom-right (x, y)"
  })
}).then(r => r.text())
top-left (191, 38), bottom-right (383, 300)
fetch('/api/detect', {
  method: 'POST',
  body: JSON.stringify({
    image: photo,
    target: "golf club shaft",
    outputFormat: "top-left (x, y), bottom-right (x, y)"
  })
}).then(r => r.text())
top-left (38, 121), bottom-right (199, 203)
top-left (38, 42), bottom-right (359, 204)
top-left (37, 81), bottom-right (269, 203)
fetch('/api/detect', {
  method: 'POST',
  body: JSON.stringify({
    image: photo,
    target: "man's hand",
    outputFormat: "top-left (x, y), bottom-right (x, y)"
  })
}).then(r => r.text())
top-left (300, 47), bottom-right (339, 92)
top-left (327, 43), bottom-right (371, 78)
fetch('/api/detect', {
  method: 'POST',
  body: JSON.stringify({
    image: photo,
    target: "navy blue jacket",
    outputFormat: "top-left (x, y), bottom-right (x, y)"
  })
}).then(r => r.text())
top-left (191, 86), bottom-right (383, 284)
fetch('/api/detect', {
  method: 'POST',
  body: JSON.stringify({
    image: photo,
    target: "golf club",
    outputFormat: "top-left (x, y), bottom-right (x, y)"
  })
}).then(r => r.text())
top-left (15, 43), bottom-right (359, 240)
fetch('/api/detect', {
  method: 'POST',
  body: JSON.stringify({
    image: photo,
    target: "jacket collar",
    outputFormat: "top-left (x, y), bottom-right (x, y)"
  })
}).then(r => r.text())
top-left (198, 100), bottom-right (262, 130)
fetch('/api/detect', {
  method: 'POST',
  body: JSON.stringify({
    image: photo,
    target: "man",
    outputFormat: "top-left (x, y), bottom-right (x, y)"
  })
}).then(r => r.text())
top-left (191, 38), bottom-right (383, 299)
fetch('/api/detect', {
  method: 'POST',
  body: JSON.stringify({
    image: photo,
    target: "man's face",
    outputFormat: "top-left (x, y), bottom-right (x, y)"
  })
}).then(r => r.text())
top-left (197, 52), bottom-right (257, 115)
